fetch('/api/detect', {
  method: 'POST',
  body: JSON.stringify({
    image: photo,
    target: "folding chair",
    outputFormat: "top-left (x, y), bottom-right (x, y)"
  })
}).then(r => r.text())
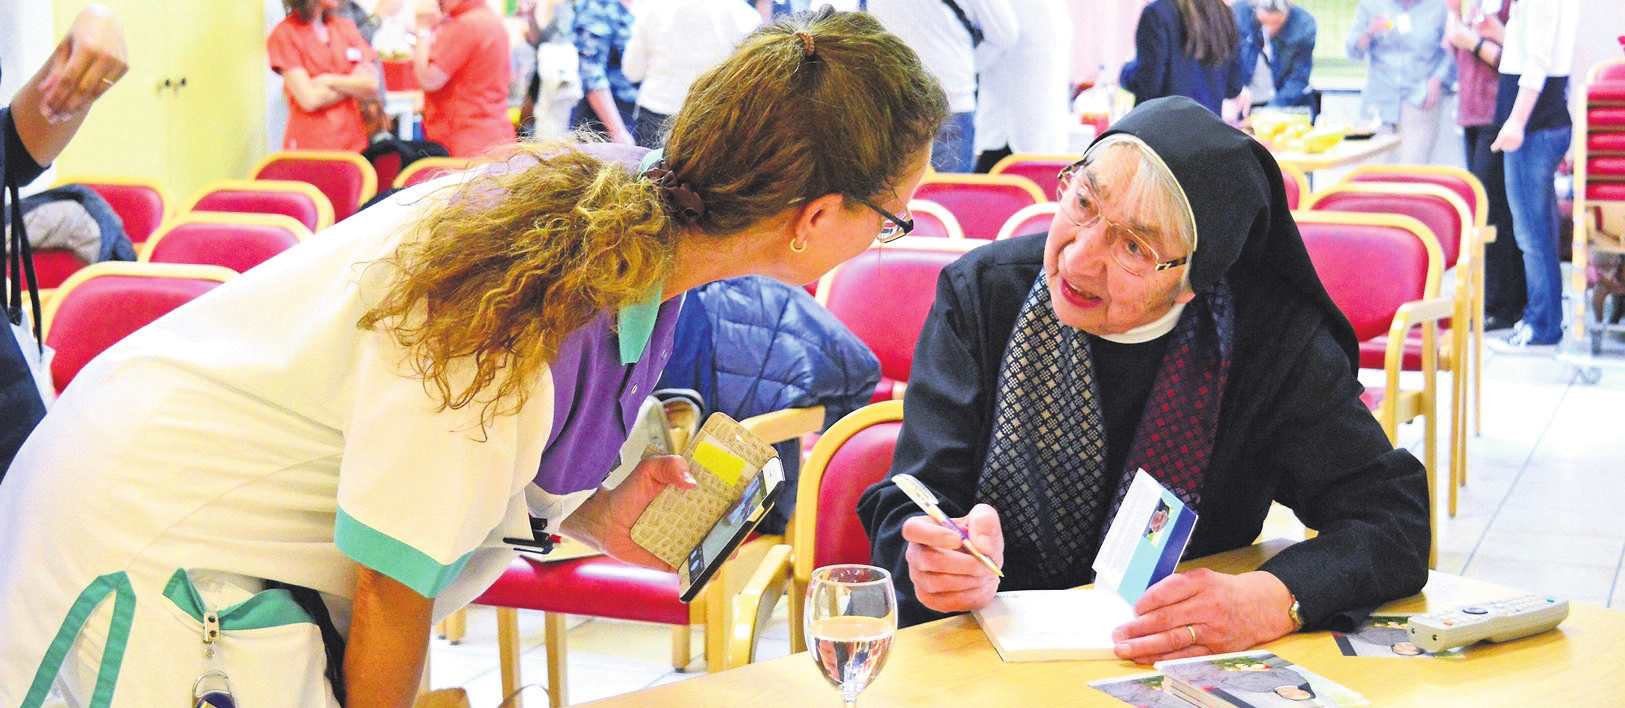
top-left (912, 173), bottom-right (1046, 240)
top-left (188, 179), bottom-right (335, 233)
top-left (55, 174), bottom-right (175, 245)
top-left (906, 199), bottom-right (965, 239)
top-left (252, 150), bottom-right (378, 221)
top-left (41, 262), bottom-right (235, 394)
top-left (987, 153), bottom-right (1076, 201)
top-left (994, 202), bottom-right (1059, 241)
top-left (140, 212), bottom-right (310, 273)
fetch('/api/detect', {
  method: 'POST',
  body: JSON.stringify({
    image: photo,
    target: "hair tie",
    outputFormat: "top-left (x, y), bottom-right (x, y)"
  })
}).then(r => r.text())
top-left (642, 160), bottom-right (706, 224)
top-left (794, 30), bottom-right (816, 57)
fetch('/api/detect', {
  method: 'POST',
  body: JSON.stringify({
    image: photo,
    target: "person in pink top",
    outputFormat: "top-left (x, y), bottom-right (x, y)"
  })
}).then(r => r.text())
top-left (414, 0), bottom-right (516, 157)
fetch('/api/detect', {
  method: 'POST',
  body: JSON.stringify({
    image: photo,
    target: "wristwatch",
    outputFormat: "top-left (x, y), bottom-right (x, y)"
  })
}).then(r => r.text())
top-left (1287, 594), bottom-right (1304, 632)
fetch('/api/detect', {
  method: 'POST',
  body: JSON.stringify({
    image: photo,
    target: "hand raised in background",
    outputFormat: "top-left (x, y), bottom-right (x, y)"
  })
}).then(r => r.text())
top-left (38, 4), bottom-right (127, 123)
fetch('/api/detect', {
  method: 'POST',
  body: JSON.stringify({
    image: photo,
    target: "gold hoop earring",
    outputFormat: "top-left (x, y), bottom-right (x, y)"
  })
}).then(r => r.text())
top-left (790, 236), bottom-right (808, 253)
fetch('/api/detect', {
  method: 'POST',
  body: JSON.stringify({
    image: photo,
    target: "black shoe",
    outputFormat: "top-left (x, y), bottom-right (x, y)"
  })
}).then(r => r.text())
top-left (1483, 313), bottom-right (1518, 332)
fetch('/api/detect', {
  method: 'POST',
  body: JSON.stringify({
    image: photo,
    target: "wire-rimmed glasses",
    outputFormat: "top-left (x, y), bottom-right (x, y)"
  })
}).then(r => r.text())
top-left (1055, 161), bottom-right (1189, 275)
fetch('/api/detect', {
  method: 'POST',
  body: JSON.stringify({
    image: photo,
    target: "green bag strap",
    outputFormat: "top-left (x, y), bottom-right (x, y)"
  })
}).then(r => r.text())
top-left (21, 571), bottom-right (136, 708)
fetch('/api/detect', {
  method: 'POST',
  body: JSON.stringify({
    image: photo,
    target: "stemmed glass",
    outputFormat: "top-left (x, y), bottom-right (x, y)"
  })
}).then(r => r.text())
top-left (804, 565), bottom-right (897, 707)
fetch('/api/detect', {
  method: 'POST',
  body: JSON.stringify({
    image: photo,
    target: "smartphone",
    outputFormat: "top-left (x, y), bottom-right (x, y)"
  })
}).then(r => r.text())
top-left (677, 457), bottom-right (785, 603)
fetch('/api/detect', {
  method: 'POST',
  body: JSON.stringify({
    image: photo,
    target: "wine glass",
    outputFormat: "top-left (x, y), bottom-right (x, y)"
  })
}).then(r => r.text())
top-left (805, 565), bottom-right (896, 707)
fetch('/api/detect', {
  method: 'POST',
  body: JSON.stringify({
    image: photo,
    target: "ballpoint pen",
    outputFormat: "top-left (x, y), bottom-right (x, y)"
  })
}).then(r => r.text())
top-left (892, 473), bottom-right (1004, 578)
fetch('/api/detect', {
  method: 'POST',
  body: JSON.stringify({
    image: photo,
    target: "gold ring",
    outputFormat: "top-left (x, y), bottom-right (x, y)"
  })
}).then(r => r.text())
top-left (1186, 624), bottom-right (1198, 646)
top-left (99, 77), bottom-right (115, 87)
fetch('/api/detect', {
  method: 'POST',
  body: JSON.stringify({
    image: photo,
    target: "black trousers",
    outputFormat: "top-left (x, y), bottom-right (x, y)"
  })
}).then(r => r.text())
top-left (1465, 124), bottom-right (1526, 321)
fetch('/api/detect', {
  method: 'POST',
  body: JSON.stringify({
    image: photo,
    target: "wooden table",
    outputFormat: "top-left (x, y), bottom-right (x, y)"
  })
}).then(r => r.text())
top-left (578, 539), bottom-right (1625, 707)
top-left (1270, 133), bottom-right (1401, 173)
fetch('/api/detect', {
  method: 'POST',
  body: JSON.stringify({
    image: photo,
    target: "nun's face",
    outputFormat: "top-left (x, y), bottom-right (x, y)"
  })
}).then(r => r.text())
top-left (1045, 151), bottom-right (1194, 337)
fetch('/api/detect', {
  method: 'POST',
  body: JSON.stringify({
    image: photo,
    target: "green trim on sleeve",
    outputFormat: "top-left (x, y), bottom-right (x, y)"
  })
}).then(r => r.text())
top-left (161, 569), bottom-right (314, 630)
top-left (335, 507), bottom-right (474, 598)
top-left (22, 572), bottom-right (135, 708)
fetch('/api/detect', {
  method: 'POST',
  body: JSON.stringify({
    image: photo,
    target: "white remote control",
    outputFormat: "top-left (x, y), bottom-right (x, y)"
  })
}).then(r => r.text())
top-left (1405, 594), bottom-right (1569, 652)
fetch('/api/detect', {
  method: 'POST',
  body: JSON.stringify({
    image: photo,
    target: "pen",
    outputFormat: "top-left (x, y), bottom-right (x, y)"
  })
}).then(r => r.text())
top-left (892, 474), bottom-right (1004, 578)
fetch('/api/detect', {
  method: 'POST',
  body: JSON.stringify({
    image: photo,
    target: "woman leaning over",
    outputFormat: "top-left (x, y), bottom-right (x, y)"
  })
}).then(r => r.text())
top-left (268, 0), bottom-right (381, 152)
top-left (0, 9), bottom-right (947, 707)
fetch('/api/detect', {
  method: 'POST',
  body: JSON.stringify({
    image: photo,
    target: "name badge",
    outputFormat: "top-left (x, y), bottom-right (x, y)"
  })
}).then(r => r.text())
top-left (1394, 12), bottom-right (1413, 35)
top-left (346, 47), bottom-right (363, 62)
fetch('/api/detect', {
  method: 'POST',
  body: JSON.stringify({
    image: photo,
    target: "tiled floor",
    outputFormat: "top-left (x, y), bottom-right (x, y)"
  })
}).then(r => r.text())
top-left (427, 339), bottom-right (1625, 707)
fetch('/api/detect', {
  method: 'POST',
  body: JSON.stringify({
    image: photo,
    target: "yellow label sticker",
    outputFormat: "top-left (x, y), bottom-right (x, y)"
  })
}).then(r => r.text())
top-left (693, 440), bottom-right (745, 486)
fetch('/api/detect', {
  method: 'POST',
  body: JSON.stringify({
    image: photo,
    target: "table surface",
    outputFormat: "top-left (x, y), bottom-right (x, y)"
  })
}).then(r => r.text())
top-left (1270, 133), bottom-right (1401, 172)
top-left (578, 539), bottom-right (1625, 707)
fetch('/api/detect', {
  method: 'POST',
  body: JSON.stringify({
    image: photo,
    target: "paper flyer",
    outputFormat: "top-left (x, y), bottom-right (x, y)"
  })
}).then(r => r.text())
top-left (1093, 469), bottom-right (1198, 606)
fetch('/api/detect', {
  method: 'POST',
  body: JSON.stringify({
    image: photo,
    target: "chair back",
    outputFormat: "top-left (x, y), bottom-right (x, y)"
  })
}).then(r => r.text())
top-left (815, 238), bottom-right (981, 401)
top-left (1340, 165), bottom-right (1489, 233)
top-left (1590, 58), bottom-right (1625, 84)
top-left (30, 251), bottom-right (90, 290)
top-left (41, 262), bottom-right (235, 393)
top-left (987, 153), bottom-right (1074, 201)
top-left (394, 157), bottom-right (475, 189)
top-left (189, 179), bottom-right (335, 233)
top-left (1279, 163), bottom-right (1309, 210)
top-left (1305, 182), bottom-right (1470, 270)
top-left (1294, 211), bottom-right (1442, 342)
top-left (995, 202), bottom-right (1059, 241)
top-left (253, 150), bottom-right (378, 221)
top-left (913, 174), bottom-right (1045, 240)
top-left (141, 213), bottom-right (310, 272)
top-left (58, 175), bottom-right (173, 244)
top-left (906, 199), bottom-right (965, 239)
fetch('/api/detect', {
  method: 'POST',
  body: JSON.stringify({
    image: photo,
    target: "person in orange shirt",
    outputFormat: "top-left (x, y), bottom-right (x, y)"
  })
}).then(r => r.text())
top-left (414, 0), bottom-right (516, 157)
top-left (268, 0), bottom-right (380, 152)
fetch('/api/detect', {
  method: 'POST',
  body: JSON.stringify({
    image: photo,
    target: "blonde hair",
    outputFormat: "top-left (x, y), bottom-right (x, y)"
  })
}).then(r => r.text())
top-left (359, 9), bottom-right (947, 428)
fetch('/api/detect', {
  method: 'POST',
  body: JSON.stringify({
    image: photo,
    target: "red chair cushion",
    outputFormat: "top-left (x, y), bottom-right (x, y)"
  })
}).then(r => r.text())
top-left (45, 273), bottom-right (224, 393)
top-left (30, 249), bottom-right (88, 290)
top-left (911, 209), bottom-right (959, 239)
top-left (820, 247), bottom-right (969, 385)
top-left (1589, 156), bottom-right (1625, 179)
top-left (991, 160), bottom-right (1067, 202)
top-left (1001, 211), bottom-right (1055, 240)
top-left (1589, 82), bottom-right (1625, 104)
top-left (1589, 182), bottom-right (1625, 201)
top-left (473, 555), bottom-right (690, 626)
top-left (370, 152), bottom-right (403, 194)
top-left (1589, 108), bottom-right (1625, 128)
top-left (1311, 191), bottom-right (1463, 268)
top-left (82, 183), bottom-right (166, 244)
top-left (256, 159), bottom-right (367, 221)
top-left (1300, 220), bottom-right (1430, 343)
top-left (913, 181), bottom-right (1040, 240)
top-left (194, 190), bottom-right (322, 232)
top-left (147, 222), bottom-right (301, 273)
top-left (813, 421), bottom-right (902, 570)
top-left (1282, 172), bottom-right (1301, 210)
top-left (1358, 327), bottom-right (1455, 372)
top-left (1345, 172), bottom-right (1480, 231)
top-left (1589, 131), bottom-right (1625, 153)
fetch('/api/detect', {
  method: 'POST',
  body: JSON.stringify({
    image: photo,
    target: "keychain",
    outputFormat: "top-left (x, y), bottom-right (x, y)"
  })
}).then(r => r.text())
top-left (193, 670), bottom-right (236, 708)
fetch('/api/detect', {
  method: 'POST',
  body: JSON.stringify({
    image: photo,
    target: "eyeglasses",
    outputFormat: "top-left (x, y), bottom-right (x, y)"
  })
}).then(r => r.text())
top-left (861, 199), bottom-right (914, 243)
top-left (1055, 160), bottom-right (1189, 275)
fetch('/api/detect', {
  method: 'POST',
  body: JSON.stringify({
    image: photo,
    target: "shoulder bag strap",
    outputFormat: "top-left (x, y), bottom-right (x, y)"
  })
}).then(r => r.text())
top-left (940, 0), bottom-right (984, 47)
top-left (4, 114), bottom-right (43, 348)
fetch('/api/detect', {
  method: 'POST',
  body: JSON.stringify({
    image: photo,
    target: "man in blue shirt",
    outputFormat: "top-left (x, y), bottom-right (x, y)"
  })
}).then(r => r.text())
top-left (1233, 0), bottom-right (1317, 118)
top-left (1347, 0), bottom-right (1455, 164)
top-left (572, 0), bottom-right (639, 144)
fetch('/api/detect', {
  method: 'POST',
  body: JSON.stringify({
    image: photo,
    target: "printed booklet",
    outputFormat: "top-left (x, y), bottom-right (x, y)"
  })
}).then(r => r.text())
top-left (1155, 650), bottom-right (1369, 708)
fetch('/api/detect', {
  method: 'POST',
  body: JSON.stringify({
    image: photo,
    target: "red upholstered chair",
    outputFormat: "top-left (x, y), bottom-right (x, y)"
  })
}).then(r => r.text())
top-left (469, 406), bottom-right (826, 707)
top-left (189, 179), bottom-right (335, 233)
top-left (40, 262), bottom-right (234, 395)
top-left (988, 153), bottom-right (1076, 201)
top-left (728, 400), bottom-right (904, 658)
top-left (1294, 210), bottom-right (1447, 567)
top-left (1280, 162), bottom-right (1309, 210)
top-left (140, 213), bottom-right (310, 273)
top-left (913, 173), bottom-right (1046, 240)
top-left (995, 202), bottom-right (1059, 241)
top-left (28, 251), bottom-right (90, 291)
top-left (815, 238), bottom-right (982, 403)
top-left (393, 156), bottom-right (475, 189)
top-left (55, 175), bottom-right (174, 245)
top-left (906, 199), bottom-right (965, 239)
top-left (252, 150), bottom-right (378, 222)
top-left (1305, 182), bottom-right (1475, 516)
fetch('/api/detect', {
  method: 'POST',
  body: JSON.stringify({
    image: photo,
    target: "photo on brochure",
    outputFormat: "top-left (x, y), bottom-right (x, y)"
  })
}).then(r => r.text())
top-left (1093, 469), bottom-right (1197, 606)
top-left (1332, 614), bottom-right (1465, 658)
top-left (1087, 672), bottom-right (1190, 708)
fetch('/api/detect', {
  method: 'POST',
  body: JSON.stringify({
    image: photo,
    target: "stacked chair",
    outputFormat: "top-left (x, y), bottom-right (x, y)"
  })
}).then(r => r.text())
top-left (252, 150), bottom-right (378, 221)
top-left (189, 179), bottom-right (334, 233)
top-left (1575, 57), bottom-right (1625, 356)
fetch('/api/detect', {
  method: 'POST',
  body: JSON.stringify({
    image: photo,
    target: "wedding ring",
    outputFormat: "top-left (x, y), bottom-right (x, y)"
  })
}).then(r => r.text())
top-left (99, 77), bottom-right (115, 87)
top-left (1186, 624), bottom-right (1198, 646)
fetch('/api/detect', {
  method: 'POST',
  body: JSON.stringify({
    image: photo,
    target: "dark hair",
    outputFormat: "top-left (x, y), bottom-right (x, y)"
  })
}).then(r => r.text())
top-left (1174, 0), bottom-right (1241, 67)
top-left (283, 0), bottom-right (329, 24)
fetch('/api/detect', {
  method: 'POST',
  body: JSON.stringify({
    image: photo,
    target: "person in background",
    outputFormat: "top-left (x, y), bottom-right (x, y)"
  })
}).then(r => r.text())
top-left (1347, 0), bottom-right (1454, 165)
top-left (622, 0), bottom-right (761, 149)
top-left (1488, 0), bottom-right (1579, 350)
top-left (269, 0), bottom-right (381, 152)
top-left (573, 0), bottom-right (639, 145)
top-left (518, 0), bottom-right (579, 139)
top-left (857, 98), bottom-right (1429, 661)
top-left (414, 0), bottom-right (516, 157)
top-left (0, 10), bottom-right (947, 705)
top-left (868, 0), bottom-right (1018, 173)
top-left (971, 0), bottom-right (1072, 172)
top-left (1443, 0), bottom-right (1521, 332)
top-left (1232, 0), bottom-right (1317, 119)
top-left (336, 0), bottom-right (403, 44)
top-left (1120, 0), bottom-right (1246, 117)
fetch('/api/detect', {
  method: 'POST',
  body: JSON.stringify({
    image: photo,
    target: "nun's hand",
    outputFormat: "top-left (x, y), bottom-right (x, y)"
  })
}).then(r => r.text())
top-left (1110, 569), bottom-right (1297, 665)
top-left (903, 503), bottom-right (1005, 614)
top-left (560, 455), bottom-right (695, 571)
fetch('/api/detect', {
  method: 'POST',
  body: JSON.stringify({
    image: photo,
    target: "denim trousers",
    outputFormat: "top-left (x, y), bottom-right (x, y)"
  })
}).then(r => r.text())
top-left (1502, 124), bottom-right (1572, 343)
top-left (1464, 124), bottom-right (1525, 320)
top-left (932, 111), bottom-right (976, 173)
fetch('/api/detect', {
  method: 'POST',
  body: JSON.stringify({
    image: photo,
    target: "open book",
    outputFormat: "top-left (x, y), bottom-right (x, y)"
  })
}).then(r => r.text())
top-left (973, 469), bottom-right (1197, 662)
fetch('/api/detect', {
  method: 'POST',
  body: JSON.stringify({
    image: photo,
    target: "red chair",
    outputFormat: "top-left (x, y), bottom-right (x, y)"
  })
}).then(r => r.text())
top-left (907, 199), bottom-right (965, 239)
top-left (189, 179), bottom-right (335, 233)
top-left (913, 173), bottom-right (1046, 240)
top-left (252, 150), bottom-right (378, 222)
top-left (1295, 210), bottom-right (1447, 567)
top-left (140, 213), bottom-right (310, 273)
top-left (28, 251), bottom-right (90, 291)
top-left (815, 238), bottom-right (982, 402)
top-left (1280, 162), bottom-right (1309, 210)
top-left (394, 157), bottom-right (476, 189)
top-left (40, 262), bottom-right (234, 395)
top-left (988, 153), bottom-right (1076, 201)
top-left (55, 175), bottom-right (174, 245)
top-left (995, 202), bottom-right (1059, 241)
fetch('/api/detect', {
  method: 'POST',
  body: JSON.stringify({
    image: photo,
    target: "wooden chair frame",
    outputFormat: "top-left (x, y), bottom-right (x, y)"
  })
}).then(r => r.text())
top-left (138, 212), bottom-right (311, 263)
top-left (906, 199), bottom-right (966, 239)
top-left (1279, 162), bottom-right (1310, 210)
top-left (187, 178), bottom-right (336, 232)
top-left (994, 202), bottom-right (1060, 241)
top-left (252, 149), bottom-right (379, 218)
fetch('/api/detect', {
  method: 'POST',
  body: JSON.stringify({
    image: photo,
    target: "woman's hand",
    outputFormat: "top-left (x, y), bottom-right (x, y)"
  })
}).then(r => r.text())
top-left (38, 4), bottom-right (128, 123)
top-left (559, 455), bottom-right (695, 570)
top-left (1491, 121), bottom-right (1525, 152)
top-left (901, 503), bottom-right (1004, 614)
top-left (1110, 569), bottom-right (1297, 665)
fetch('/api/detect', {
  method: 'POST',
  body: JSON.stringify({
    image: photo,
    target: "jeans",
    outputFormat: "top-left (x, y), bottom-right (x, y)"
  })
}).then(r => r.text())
top-left (931, 111), bottom-right (976, 174)
top-left (1464, 124), bottom-right (1525, 320)
top-left (1503, 125), bottom-right (1572, 343)
top-left (633, 106), bottom-right (670, 149)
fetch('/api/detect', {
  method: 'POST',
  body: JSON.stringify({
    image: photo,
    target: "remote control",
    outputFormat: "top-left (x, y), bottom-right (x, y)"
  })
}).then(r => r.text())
top-left (1405, 594), bottom-right (1569, 652)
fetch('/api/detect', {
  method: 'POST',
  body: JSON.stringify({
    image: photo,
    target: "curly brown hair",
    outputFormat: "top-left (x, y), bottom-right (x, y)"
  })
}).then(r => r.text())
top-left (359, 8), bottom-right (947, 428)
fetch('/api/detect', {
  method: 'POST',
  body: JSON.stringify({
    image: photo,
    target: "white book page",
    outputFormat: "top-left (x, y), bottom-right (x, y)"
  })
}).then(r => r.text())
top-left (974, 588), bottom-right (1135, 661)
